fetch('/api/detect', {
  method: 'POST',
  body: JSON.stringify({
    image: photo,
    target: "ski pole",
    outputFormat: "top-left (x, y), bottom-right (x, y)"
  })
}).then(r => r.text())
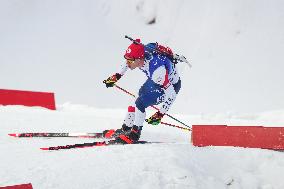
top-left (114, 84), bottom-right (191, 129)
top-left (160, 121), bottom-right (191, 131)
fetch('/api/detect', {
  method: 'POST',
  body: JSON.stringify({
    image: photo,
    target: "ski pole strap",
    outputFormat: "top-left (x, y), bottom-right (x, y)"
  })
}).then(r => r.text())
top-left (114, 84), bottom-right (191, 129)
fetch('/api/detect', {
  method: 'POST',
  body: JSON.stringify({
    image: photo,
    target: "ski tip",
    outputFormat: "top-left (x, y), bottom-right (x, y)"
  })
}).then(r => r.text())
top-left (8, 133), bottom-right (17, 137)
top-left (40, 147), bottom-right (49, 151)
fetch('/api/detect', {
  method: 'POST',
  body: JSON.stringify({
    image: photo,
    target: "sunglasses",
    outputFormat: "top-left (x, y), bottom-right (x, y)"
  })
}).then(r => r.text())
top-left (124, 56), bottom-right (136, 64)
top-left (126, 59), bottom-right (135, 65)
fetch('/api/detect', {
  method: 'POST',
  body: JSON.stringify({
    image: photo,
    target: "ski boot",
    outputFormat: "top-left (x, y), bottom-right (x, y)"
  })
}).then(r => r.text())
top-left (103, 124), bottom-right (131, 139)
top-left (115, 125), bottom-right (142, 144)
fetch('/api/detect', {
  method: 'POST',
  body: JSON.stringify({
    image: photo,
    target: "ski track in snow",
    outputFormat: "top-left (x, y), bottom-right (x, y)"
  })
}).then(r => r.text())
top-left (1, 105), bottom-right (284, 189)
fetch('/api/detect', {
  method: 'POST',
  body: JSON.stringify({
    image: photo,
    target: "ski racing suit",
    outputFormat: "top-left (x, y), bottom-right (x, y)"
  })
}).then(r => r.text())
top-left (118, 43), bottom-right (181, 128)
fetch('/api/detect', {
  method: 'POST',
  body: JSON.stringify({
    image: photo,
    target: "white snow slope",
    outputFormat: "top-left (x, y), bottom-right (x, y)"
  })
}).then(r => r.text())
top-left (1, 105), bottom-right (284, 189)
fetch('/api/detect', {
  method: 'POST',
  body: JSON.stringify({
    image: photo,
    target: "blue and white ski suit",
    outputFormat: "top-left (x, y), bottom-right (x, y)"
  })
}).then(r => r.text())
top-left (119, 43), bottom-right (181, 127)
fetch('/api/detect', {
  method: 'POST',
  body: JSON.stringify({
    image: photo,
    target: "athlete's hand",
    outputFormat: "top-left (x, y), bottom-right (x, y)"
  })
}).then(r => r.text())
top-left (103, 73), bottom-right (122, 88)
top-left (146, 111), bottom-right (164, 125)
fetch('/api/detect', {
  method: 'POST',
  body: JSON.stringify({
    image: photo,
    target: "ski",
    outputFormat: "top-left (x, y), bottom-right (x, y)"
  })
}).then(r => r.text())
top-left (8, 130), bottom-right (116, 139)
top-left (40, 140), bottom-right (149, 151)
top-left (8, 132), bottom-right (103, 138)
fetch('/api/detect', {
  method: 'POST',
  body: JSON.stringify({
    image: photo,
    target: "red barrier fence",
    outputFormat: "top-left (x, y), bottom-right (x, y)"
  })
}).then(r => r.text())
top-left (192, 125), bottom-right (284, 150)
top-left (0, 89), bottom-right (56, 110)
top-left (0, 183), bottom-right (33, 189)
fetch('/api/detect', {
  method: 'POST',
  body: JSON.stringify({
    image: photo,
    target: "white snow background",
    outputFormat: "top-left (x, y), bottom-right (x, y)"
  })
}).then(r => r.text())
top-left (1, 105), bottom-right (284, 189)
top-left (1, 0), bottom-right (284, 189)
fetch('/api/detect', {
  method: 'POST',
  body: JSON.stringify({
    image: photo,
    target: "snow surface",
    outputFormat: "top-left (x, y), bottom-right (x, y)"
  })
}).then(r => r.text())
top-left (1, 105), bottom-right (284, 189)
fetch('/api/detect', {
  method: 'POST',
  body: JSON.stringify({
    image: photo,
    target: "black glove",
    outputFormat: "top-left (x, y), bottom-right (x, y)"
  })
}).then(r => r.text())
top-left (103, 73), bottom-right (122, 88)
top-left (146, 111), bottom-right (164, 125)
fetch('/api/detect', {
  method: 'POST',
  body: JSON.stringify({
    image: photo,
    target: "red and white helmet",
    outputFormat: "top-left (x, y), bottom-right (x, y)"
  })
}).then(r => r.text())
top-left (124, 39), bottom-right (145, 60)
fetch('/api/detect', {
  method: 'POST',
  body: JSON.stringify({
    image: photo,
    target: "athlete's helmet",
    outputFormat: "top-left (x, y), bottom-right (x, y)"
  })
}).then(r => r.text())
top-left (124, 39), bottom-right (145, 60)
